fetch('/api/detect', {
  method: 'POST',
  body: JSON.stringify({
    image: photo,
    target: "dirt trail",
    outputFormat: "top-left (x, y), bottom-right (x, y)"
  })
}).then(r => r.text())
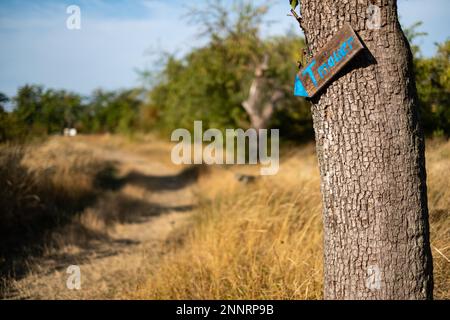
top-left (9, 137), bottom-right (198, 299)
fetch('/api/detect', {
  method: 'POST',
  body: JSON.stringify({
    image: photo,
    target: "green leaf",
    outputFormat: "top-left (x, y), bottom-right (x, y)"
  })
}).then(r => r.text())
top-left (290, 0), bottom-right (298, 10)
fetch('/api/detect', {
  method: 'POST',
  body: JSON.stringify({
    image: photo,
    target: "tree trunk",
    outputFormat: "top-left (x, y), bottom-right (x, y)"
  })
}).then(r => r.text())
top-left (299, 0), bottom-right (433, 299)
top-left (242, 55), bottom-right (284, 130)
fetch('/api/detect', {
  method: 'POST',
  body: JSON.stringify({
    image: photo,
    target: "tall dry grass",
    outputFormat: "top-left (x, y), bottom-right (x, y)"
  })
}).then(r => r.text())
top-left (426, 139), bottom-right (450, 299)
top-left (135, 141), bottom-right (449, 300)
top-left (0, 139), bottom-right (119, 295)
top-left (1, 134), bottom-right (194, 299)
top-left (1, 136), bottom-right (448, 299)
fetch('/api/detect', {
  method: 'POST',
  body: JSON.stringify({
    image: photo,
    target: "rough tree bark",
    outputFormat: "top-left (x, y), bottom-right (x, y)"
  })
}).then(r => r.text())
top-left (298, 0), bottom-right (433, 299)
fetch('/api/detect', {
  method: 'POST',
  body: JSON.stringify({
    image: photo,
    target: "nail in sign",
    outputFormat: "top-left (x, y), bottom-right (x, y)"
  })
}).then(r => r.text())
top-left (294, 24), bottom-right (364, 98)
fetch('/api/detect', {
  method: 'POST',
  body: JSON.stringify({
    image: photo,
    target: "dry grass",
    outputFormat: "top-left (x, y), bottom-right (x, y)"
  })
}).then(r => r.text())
top-left (426, 139), bottom-right (450, 299)
top-left (1, 136), bottom-right (448, 299)
top-left (134, 141), bottom-right (450, 300)
top-left (1, 134), bottom-right (198, 299)
top-left (0, 139), bottom-right (120, 295)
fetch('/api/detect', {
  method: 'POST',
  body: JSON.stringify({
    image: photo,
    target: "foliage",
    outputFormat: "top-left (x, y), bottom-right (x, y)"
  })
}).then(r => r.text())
top-left (81, 89), bottom-right (142, 134)
top-left (0, 86), bottom-right (143, 142)
top-left (0, 93), bottom-right (11, 141)
top-left (289, 0), bottom-right (298, 10)
top-left (133, 140), bottom-right (450, 299)
top-left (414, 41), bottom-right (450, 136)
top-left (143, 1), bottom-right (312, 139)
top-left (0, 9), bottom-right (448, 142)
top-left (403, 22), bottom-right (450, 137)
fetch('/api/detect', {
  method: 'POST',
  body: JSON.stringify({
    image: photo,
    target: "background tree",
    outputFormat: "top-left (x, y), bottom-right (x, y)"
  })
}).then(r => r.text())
top-left (141, 1), bottom-right (312, 139)
top-left (12, 85), bottom-right (84, 136)
top-left (0, 93), bottom-right (11, 142)
top-left (404, 22), bottom-right (450, 137)
top-left (414, 40), bottom-right (450, 137)
top-left (14, 85), bottom-right (46, 134)
top-left (296, 0), bottom-right (433, 299)
top-left (0, 3), bottom-right (447, 144)
top-left (86, 89), bottom-right (141, 134)
top-left (0, 93), bottom-right (8, 110)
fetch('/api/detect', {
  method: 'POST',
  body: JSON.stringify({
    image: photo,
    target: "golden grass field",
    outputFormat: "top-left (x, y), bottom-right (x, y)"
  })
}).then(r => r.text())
top-left (0, 135), bottom-right (449, 299)
top-left (134, 139), bottom-right (450, 300)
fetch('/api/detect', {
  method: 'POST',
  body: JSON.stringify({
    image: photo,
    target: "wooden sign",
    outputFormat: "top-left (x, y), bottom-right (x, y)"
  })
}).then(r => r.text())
top-left (294, 24), bottom-right (364, 98)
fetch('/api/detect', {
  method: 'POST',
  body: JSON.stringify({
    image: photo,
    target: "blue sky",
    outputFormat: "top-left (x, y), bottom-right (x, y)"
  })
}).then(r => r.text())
top-left (0, 0), bottom-right (449, 97)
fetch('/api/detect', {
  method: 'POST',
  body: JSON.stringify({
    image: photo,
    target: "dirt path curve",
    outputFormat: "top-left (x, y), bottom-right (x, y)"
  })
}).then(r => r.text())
top-left (10, 136), bottom-right (197, 299)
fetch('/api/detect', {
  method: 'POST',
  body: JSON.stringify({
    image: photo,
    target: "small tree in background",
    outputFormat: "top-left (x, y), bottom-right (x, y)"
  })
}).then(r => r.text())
top-left (142, 0), bottom-right (312, 139)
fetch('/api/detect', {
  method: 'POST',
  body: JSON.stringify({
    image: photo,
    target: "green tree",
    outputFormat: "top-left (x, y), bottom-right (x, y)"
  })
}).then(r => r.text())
top-left (143, 1), bottom-right (312, 139)
top-left (12, 85), bottom-right (83, 136)
top-left (0, 93), bottom-right (11, 142)
top-left (14, 85), bottom-right (45, 134)
top-left (415, 40), bottom-right (450, 136)
top-left (0, 92), bottom-right (8, 110)
top-left (85, 89), bottom-right (141, 134)
top-left (404, 22), bottom-right (450, 137)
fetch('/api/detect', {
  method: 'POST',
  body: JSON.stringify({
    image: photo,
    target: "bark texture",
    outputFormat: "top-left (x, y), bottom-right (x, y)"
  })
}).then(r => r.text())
top-left (298, 0), bottom-right (433, 299)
